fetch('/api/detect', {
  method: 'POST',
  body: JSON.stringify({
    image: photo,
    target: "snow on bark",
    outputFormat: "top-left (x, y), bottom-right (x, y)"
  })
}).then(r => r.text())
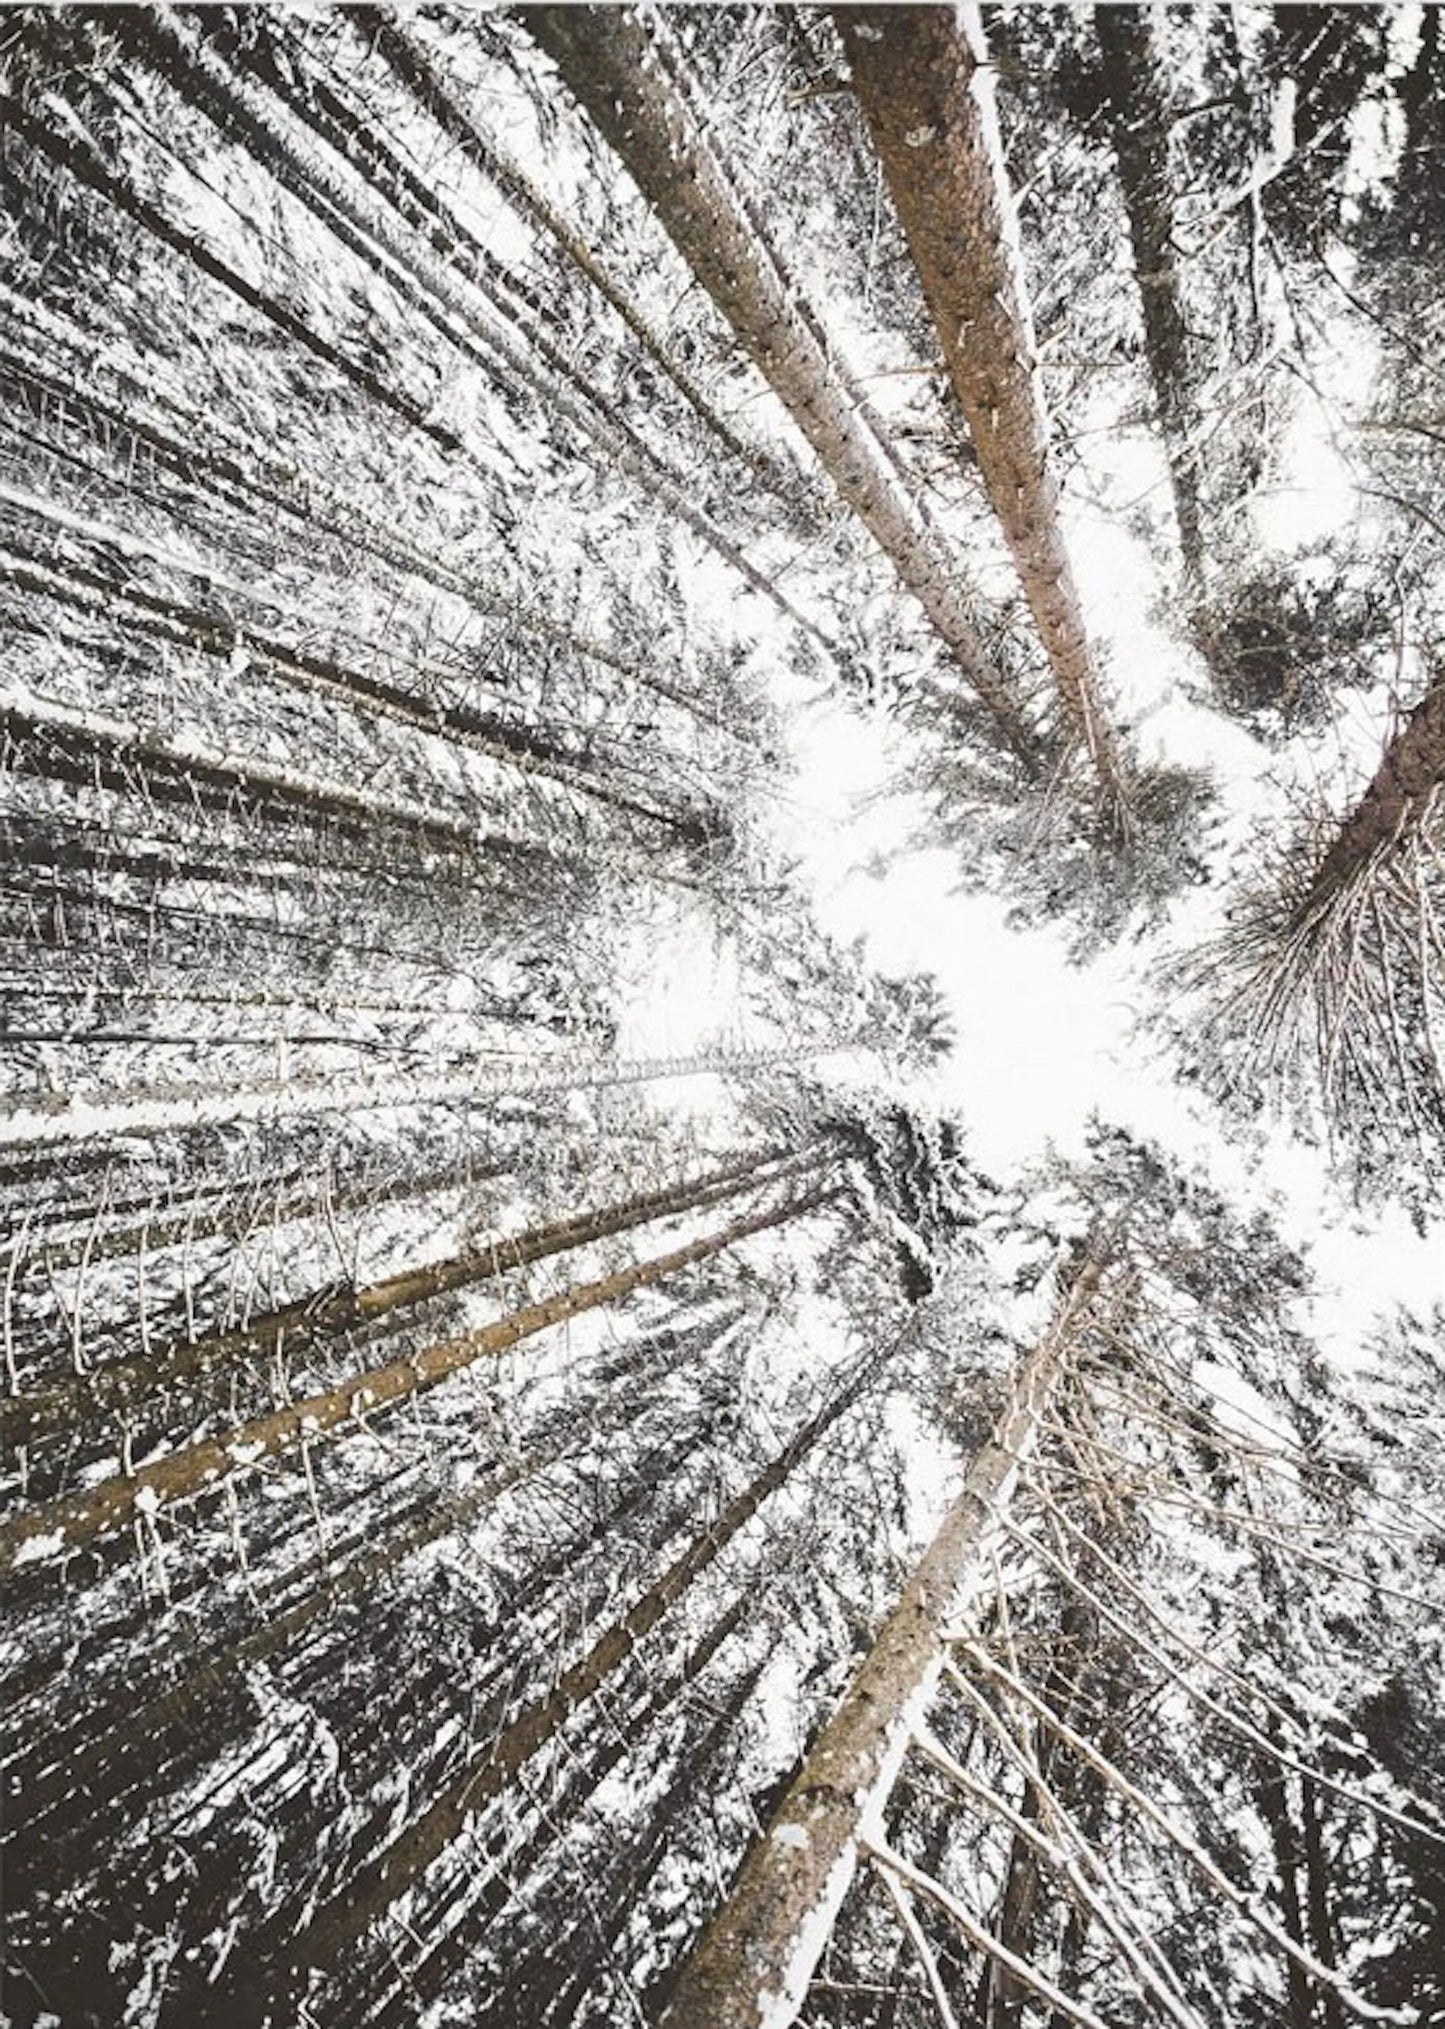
top-left (1309, 664), bottom-right (1445, 901)
top-left (0, 1035), bottom-right (824, 1152)
top-left (7, 1143), bottom-right (815, 1444)
top-left (659, 1249), bottom-right (1104, 2029)
top-left (518, 4), bottom-right (1042, 769)
top-left (218, 1329), bottom-right (891, 2022)
top-left (0, 1182), bottom-right (842, 1570)
top-left (837, 5), bottom-right (1135, 831)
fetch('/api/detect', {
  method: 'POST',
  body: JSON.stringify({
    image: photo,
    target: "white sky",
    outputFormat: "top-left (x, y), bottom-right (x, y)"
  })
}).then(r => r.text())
top-left (627, 369), bottom-right (1434, 1371)
top-left (591, 50), bottom-right (1443, 1372)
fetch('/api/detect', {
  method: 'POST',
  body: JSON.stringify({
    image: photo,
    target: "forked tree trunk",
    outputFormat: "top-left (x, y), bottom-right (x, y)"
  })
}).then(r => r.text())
top-left (518, 5), bottom-right (1041, 769)
top-left (1094, 4), bottom-right (1206, 582)
top-left (836, 6), bottom-right (1134, 830)
top-left (660, 1250), bottom-right (1104, 2029)
top-left (0, 1183), bottom-right (841, 1571)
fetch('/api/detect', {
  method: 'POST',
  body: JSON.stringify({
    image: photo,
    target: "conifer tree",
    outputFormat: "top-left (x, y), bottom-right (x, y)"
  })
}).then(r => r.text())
top-left (518, 4), bottom-right (1042, 768)
top-left (836, 5), bottom-right (1134, 830)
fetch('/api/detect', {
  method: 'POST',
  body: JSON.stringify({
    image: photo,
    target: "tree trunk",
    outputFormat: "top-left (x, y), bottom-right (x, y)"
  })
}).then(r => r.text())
top-left (335, 10), bottom-right (813, 516)
top-left (223, 1331), bottom-right (891, 2025)
top-left (1094, 4), bottom-right (1206, 582)
top-left (517, 5), bottom-right (1041, 769)
top-left (13, 1331), bottom-right (711, 1836)
top-left (836, 6), bottom-right (1133, 830)
top-left (99, 9), bottom-right (828, 655)
top-left (982, 1597), bottom-right (1099, 2029)
top-left (1396, 4), bottom-right (1444, 235)
top-left (8, 1144), bottom-right (813, 1444)
top-left (0, 83), bottom-right (461, 454)
top-left (659, 1250), bottom-right (1104, 2029)
top-left (0, 1183), bottom-right (841, 1571)
top-left (0, 1038), bottom-right (818, 1154)
top-left (1307, 666), bottom-right (1445, 903)
top-left (7, 492), bottom-right (723, 844)
top-left (1301, 1774), bottom-right (1345, 2029)
top-left (376, 1593), bottom-right (754, 2025)
top-left (0, 310), bottom-right (753, 742)
top-left (0, 688), bottom-right (482, 862)
top-left (1257, 1754), bottom-right (1316, 2029)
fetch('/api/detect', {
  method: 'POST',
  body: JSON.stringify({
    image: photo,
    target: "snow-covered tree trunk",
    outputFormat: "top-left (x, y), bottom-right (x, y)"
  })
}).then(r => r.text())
top-left (8, 1143), bottom-right (818, 1446)
top-left (342, 11), bottom-right (812, 516)
top-left (219, 1334), bottom-right (892, 2025)
top-left (660, 1247), bottom-right (1103, 2029)
top-left (0, 1179), bottom-right (842, 1570)
top-left (1095, 4), bottom-right (1206, 583)
top-left (836, 6), bottom-right (1134, 831)
top-left (0, 1039), bottom-right (825, 1153)
top-left (518, 4), bottom-right (1041, 769)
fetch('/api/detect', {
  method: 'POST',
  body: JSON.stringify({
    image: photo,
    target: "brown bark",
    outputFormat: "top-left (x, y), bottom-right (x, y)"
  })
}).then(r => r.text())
top-left (7, 1144), bottom-right (812, 1445)
top-left (226, 1334), bottom-right (889, 2023)
top-left (836, 7), bottom-right (1134, 827)
top-left (1308, 666), bottom-right (1445, 902)
top-left (660, 1251), bottom-right (1105, 2029)
top-left (1095, 5), bottom-right (1206, 580)
top-left (0, 1183), bottom-right (841, 1572)
top-left (518, 5), bottom-right (1041, 769)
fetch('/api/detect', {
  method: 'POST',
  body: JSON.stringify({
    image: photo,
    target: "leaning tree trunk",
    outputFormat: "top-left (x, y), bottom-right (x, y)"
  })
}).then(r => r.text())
top-left (517, 5), bottom-right (1041, 769)
top-left (836, 5), bottom-right (1134, 832)
top-left (0, 1181), bottom-right (841, 1571)
top-left (7, 1142), bottom-right (817, 1445)
top-left (1094, 4), bottom-right (1206, 583)
top-left (1307, 665), bottom-right (1445, 903)
top-left (659, 1247), bottom-right (1105, 2029)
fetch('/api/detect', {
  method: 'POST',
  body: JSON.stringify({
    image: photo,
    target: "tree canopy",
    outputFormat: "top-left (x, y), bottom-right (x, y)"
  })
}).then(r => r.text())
top-left (1, 7), bottom-right (1441, 2028)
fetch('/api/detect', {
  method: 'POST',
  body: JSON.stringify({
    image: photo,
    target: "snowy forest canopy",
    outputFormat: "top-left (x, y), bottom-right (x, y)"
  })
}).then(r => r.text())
top-left (1, 5), bottom-right (1443, 2028)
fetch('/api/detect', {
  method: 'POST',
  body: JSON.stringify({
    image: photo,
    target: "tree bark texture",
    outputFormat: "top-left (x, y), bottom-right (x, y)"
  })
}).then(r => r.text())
top-left (1309, 665), bottom-right (1445, 902)
top-left (837, 6), bottom-right (1133, 825)
top-left (518, 4), bottom-right (1041, 769)
top-left (659, 1251), bottom-right (1104, 2029)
